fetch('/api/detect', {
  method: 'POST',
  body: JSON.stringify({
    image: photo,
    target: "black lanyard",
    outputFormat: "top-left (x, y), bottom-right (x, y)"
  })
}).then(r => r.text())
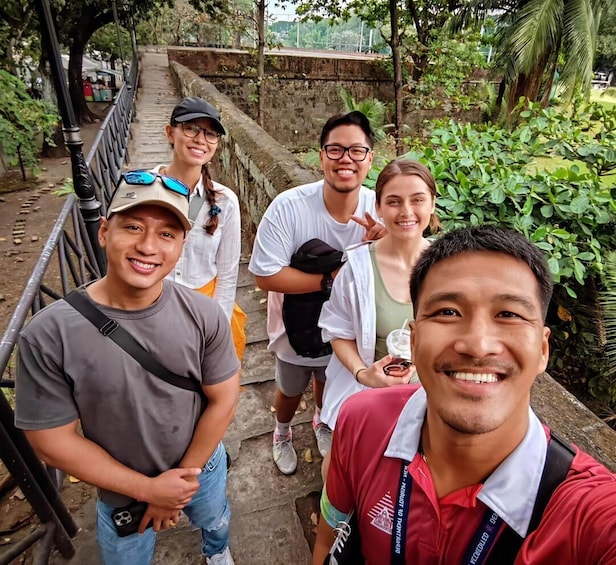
top-left (390, 460), bottom-right (506, 565)
top-left (391, 460), bottom-right (412, 564)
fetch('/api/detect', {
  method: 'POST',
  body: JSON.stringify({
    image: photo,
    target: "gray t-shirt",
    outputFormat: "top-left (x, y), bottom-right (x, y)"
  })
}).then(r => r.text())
top-left (15, 281), bottom-right (239, 506)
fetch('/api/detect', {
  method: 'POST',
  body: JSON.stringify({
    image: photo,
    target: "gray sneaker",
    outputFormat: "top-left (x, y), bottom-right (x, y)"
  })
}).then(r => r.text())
top-left (313, 422), bottom-right (333, 456)
top-left (207, 547), bottom-right (234, 565)
top-left (273, 429), bottom-right (297, 474)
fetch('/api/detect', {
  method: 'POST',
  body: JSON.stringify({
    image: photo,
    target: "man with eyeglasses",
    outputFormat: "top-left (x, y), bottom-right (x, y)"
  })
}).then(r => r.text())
top-left (15, 174), bottom-right (240, 565)
top-left (249, 111), bottom-right (385, 475)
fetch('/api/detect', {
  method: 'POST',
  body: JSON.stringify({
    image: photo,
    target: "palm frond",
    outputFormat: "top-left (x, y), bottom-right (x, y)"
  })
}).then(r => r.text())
top-left (508, 0), bottom-right (564, 74)
top-left (337, 87), bottom-right (388, 142)
top-left (558, 0), bottom-right (597, 100)
top-left (338, 87), bottom-right (356, 112)
top-left (445, 0), bottom-right (519, 34)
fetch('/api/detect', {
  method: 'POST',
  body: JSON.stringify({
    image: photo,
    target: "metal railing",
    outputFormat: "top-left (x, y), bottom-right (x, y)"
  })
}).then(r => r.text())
top-left (87, 58), bottom-right (140, 213)
top-left (0, 55), bottom-right (139, 564)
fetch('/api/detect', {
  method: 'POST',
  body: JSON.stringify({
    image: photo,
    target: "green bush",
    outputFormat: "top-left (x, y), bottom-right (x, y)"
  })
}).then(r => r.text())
top-left (338, 87), bottom-right (389, 142)
top-left (373, 98), bottom-right (616, 405)
top-left (0, 70), bottom-right (59, 177)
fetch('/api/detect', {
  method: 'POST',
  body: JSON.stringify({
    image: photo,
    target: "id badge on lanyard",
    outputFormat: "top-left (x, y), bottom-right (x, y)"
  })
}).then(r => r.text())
top-left (390, 460), bottom-right (505, 565)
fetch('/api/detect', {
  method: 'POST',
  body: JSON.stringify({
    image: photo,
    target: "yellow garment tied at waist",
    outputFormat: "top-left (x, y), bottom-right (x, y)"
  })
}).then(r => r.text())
top-left (196, 279), bottom-right (247, 361)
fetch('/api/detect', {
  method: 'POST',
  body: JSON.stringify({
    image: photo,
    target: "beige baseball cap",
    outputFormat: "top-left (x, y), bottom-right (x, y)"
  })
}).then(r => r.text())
top-left (107, 174), bottom-right (191, 232)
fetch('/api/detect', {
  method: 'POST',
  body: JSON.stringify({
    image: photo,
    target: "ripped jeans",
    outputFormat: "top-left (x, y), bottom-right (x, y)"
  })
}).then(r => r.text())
top-left (96, 442), bottom-right (230, 565)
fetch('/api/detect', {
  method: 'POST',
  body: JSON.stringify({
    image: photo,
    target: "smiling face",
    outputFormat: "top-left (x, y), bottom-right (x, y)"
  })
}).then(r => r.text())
top-left (99, 204), bottom-right (185, 302)
top-left (319, 124), bottom-right (374, 194)
top-left (376, 175), bottom-right (435, 241)
top-left (165, 117), bottom-right (219, 168)
top-left (410, 251), bottom-right (550, 438)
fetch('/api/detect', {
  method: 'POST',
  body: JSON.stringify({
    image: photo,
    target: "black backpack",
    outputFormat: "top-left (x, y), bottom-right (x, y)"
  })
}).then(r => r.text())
top-left (282, 239), bottom-right (343, 358)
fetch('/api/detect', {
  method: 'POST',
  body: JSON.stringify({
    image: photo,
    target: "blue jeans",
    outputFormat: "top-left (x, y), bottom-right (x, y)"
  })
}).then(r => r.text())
top-left (96, 442), bottom-right (230, 565)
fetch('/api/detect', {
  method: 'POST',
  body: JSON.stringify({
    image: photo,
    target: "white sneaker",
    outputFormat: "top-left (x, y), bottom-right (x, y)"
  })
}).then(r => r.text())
top-left (207, 547), bottom-right (235, 565)
top-left (313, 422), bottom-right (333, 456)
top-left (273, 429), bottom-right (297, 474)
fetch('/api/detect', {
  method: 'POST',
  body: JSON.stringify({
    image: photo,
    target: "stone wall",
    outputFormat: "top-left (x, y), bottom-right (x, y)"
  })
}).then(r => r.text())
top-left (168, 47), bottom-right (391, 150)
top-left (169, 60), bottom-right (319, 246)
top-left (168, 47), bottom-right (483, 149)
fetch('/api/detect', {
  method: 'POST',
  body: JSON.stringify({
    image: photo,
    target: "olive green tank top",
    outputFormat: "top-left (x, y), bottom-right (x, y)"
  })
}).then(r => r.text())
top-left (369, 243), bottom-right (414, 360)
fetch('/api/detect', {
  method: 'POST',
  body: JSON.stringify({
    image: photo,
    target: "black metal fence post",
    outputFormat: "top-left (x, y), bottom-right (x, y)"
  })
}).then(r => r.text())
top-left (33, 0), bottom-right (107, 274)
top-left (0, 393), bottom-right (77, 560)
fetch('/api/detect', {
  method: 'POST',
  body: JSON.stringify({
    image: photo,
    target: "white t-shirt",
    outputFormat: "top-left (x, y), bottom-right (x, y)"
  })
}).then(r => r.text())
top-left (249, 180), bottom-right (377, 366)
top-left (154, 165), bottom-right (241, 321)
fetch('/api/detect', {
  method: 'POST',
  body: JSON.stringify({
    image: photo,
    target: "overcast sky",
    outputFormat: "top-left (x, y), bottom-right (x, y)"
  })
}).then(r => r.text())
top-left (269, 1), bottom-right (298, 22)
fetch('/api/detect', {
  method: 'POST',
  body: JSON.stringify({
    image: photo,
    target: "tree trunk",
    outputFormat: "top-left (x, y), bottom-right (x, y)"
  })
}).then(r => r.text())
top-left (233, 31), bottom-right (241, 49)
top-left (540, 36), bottom-right (561, 108)
top-left (506, 51), bottom-right (550, 118)
top-left (69, 40), bottom-right (99, 124)
top-left (389, 0), bottom-right (404, 155)
top-left (493, 77), bottom-right (507, 121)
top-left (67, 10), bottom-right (113, 125)
top-left (256, 0), bottom-right (266, 128)
top-left (39, 55), bottom-right (69, 158)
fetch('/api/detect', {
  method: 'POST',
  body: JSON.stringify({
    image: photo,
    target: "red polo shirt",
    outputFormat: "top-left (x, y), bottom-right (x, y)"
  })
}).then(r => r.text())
top-left (323, 386), bottom-right (616, 564)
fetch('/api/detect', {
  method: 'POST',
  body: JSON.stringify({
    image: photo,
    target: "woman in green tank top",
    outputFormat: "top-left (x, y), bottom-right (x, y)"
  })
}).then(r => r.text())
top-left (319, 159), bottom-right (441, 477)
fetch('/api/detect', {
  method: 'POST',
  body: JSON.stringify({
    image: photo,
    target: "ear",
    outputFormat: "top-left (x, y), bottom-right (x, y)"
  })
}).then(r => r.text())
top-left (539, 326), bottom-right (550, 372)
top-left (165, 124), bottom-right (174, 145)
top-left (318, 148), bottom-right (324, 172)
top-left (98, 217), bottom-right (109, 248)
top-left (409, 320), bottom-right (416, 357)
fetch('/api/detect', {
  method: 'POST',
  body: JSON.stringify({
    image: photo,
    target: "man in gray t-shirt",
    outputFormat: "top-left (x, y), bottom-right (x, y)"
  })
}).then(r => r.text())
top-left (15, 174), bottom-right (240, 565)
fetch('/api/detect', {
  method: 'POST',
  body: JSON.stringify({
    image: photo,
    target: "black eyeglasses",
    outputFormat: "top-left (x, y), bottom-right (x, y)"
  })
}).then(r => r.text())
top-left (322, 144), bottom-right (372, 162)
top-left (120, 170), bottom-right (190, 200)
top-left (179, 122), bottom-right (222, 143)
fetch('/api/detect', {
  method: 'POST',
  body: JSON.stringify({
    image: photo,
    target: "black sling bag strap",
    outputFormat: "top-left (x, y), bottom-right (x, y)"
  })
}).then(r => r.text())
top-left (64, 290), bottom-right (207, 406)
top-left (486, 432), bottom-right (575, 564)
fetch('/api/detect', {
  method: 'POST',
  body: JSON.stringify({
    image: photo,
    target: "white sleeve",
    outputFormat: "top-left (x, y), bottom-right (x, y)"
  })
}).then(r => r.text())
top-left (212, 192), bottom-right (241, 320)
top-left (319, 262), bottom-right (357, 343)
top-left (248, 200), bottom-right (295, 276)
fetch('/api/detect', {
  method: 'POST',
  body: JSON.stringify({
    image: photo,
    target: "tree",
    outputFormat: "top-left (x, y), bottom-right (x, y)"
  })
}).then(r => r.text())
top-left (256, 0), bottom-right (266, 126)
top-left (89, 23), bottom-right (132, 69)
top-left (47, 0), bottom-right (229, 124)
top-left (0, 2), bottom-right (38, 77)
top-left (292, 0), bottom-right (466, 153)
top-left (388, 0), bottom-right (403, 154)
top-left (0, 70), bottom-right (59, 179)
top-left (452, 0), bottom-right (610, 116)
top-left (595, 5), bottom-right (616, 75)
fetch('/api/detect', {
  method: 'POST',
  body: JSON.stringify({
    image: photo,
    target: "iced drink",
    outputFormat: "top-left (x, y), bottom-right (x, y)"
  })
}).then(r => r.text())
top-left (384, 329), bottom-right (411, 375)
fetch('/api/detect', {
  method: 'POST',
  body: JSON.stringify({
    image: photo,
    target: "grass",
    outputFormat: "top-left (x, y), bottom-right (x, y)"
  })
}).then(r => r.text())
top-left (590, 89), bottom-right (616, 111)
top-left (531, 155), bottom-right (615, 187)
top-left (530, 93), bottom-right (616, 187)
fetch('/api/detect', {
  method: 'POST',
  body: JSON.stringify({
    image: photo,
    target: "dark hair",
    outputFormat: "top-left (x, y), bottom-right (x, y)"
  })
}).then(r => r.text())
top-left (200, 163), bottom-right (220, 235)
top-left (319, 110), bottom-right (375, 149)
top-left (410, 226), bottom-right (554, 319)
top-left (375, 159), bottom-right (441, 233)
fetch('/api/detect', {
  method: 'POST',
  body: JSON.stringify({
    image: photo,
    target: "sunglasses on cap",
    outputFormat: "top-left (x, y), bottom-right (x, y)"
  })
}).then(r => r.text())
top-left (121, 170), bottom-right (190, 200)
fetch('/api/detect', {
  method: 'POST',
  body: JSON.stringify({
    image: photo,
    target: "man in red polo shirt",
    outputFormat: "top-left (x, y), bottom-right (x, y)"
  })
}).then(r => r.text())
top-left (313, 225), bottom-right (616, 564)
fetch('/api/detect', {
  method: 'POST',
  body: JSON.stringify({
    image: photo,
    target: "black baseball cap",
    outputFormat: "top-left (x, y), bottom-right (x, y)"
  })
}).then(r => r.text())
top-left (170, 97), bottom-right (226, 135)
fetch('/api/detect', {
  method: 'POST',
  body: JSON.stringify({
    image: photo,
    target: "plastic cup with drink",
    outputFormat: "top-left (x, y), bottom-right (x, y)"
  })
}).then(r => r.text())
top-left (384, 319), bottom-right (419, 383)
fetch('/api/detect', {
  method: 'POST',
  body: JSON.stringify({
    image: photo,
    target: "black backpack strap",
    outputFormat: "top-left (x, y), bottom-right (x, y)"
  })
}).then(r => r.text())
top-left (486, 433), bottom-right (575, 564)
top-left (64, 290), bottom-right (206, 404)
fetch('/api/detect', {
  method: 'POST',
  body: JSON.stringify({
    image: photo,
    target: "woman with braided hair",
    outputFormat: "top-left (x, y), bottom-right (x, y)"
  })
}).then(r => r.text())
top-left (154, 97), bottom-right (247, 360)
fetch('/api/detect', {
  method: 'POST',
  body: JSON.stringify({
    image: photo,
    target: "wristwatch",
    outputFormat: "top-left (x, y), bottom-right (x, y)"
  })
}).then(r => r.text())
top-left (321, 272), bottom-right (334, 293)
